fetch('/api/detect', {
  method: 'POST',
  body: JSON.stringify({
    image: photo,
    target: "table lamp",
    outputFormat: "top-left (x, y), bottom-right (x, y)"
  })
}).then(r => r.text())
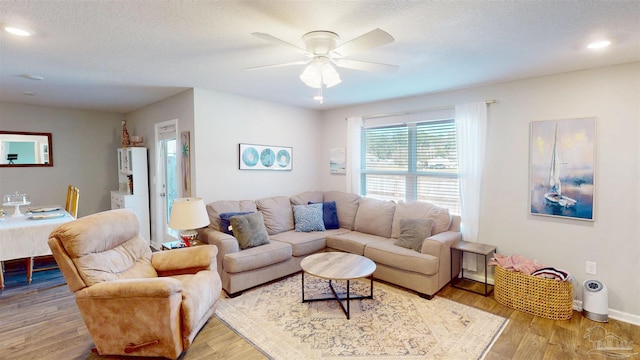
top-left (168, 197), bottom-right (210, 246)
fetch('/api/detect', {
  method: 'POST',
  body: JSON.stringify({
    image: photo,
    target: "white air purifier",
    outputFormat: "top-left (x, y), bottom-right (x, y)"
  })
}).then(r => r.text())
top-left (582, 279), bottom-right (608, 322)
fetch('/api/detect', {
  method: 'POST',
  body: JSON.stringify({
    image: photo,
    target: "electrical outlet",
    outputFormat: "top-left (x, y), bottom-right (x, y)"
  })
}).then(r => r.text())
top-left (586, 261), bottom-right (597, 275)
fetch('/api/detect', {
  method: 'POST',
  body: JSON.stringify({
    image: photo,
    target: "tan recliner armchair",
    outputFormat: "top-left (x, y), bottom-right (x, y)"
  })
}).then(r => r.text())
top-left (48, 209), bottom-right (222, 359)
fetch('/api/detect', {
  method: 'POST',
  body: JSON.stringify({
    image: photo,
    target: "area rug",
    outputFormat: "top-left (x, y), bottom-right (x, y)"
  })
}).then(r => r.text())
top-left (215, 274), bottom-right (508, 360)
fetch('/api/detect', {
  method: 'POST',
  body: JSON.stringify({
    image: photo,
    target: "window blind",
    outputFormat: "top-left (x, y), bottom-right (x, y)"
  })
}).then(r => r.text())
top-left (362, 118), bottom-right (460, 214)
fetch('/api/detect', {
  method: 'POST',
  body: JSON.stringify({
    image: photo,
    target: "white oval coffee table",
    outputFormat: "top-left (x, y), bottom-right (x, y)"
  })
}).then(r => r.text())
top-left (300, 252), bottom-right (376, 319)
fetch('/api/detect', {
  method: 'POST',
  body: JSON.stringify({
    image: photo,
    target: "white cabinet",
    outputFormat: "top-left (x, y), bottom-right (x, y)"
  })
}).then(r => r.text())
top-left (112, 147), bottom-right (150, 242)
top-left (117, 147), bottom-right (147, 195)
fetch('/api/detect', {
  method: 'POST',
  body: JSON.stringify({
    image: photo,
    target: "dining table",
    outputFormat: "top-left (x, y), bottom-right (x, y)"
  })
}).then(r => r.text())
top-left (0, 206), bottom-right (74, 289)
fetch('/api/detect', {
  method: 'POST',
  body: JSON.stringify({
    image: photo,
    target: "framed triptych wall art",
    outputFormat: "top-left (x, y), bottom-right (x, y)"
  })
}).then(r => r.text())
top-left (529, 117), bottom-right (595, 221)
top-left (239, 143), bottom-right (292, 171)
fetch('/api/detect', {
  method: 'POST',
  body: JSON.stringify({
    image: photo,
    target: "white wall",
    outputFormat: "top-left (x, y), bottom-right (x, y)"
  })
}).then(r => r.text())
top-left (319, 62), bottom-right (640, 322)
top-left (125, 88), bottom-right (323, 244)
top-left (193, 89), bottom-right (323, 202)
top-left (0, 102), bottom-right (122, 216)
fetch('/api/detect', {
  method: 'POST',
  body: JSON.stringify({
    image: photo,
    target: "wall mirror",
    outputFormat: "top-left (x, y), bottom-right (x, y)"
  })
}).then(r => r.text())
top-left (0, 131), bottom-right (53, 167)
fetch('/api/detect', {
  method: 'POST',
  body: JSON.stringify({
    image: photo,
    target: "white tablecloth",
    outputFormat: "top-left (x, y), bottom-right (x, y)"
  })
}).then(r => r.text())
top-left (0, 211), bottom-right (74, 261)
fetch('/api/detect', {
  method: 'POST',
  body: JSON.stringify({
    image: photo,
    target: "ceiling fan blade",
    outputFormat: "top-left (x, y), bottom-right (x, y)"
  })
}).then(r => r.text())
top-left (333, 59), bottom-right (398, 73)
top-left (244, 60), bottom-right (310, 71)
top-left (251, 32), bottom-right (311, 57)
top-left (330, 28), bottom-right (394, 58)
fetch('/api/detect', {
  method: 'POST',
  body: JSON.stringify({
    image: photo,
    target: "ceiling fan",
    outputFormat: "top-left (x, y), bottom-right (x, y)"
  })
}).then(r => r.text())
top-left (246, 28), bottom-right (398, 90)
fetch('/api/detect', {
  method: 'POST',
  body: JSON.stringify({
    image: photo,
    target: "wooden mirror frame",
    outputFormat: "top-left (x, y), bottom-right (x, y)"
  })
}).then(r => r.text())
top-left (0, 131), bottom-right (53, 167)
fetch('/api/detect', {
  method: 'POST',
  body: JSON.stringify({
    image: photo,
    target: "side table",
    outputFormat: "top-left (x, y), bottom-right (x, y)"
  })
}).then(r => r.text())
top-left (161, 239), bottom-right (204, 250)
top-left (450, 240), bottom-right (497, 296)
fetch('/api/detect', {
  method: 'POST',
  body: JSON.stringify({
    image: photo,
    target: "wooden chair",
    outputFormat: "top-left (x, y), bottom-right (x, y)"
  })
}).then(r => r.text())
top-left (65, 185), bottom-right (79, 218)
top-left (25, 185), bottom-right (79, 285)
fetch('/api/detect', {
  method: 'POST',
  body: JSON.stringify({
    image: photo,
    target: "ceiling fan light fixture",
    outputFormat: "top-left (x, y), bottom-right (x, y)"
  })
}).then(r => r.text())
top-left (321, 63), bottom-right (341, 88)
top-left (251, 28), bottom-right (396, 90)
top-left (299, 58), bottom-right (341, 89)
top-left (300, 63), bottom-right (322, 88)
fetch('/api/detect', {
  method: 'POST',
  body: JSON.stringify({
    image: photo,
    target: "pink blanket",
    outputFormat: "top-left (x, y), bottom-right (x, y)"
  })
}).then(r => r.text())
top-left (488, 253), bottom-right (543, 275)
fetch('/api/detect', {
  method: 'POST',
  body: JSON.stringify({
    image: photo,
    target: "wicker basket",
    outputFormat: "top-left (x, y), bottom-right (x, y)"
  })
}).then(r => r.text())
top-left (494, 265), bottom-right (573, 320)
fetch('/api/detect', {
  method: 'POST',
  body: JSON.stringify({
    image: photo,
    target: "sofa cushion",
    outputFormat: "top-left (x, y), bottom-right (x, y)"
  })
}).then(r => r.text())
top-left (229, 212), bottom-right (270, 250)
top-left (365, 239), bottom-right (439, 276)
top-left (326, 231), bottom-right (387, 256)
top-left (293, 203), bottom-right (326, 232)
top-left (391, 200), bottom-right (452, 237)
top-left (353, 197), bottom-right (396, 238)
top-left (394, 218), bottom-right (434, 252)
top-left (323, 191), bottom-right (360, 230)
top-left (206, 200), bottom-right (257, 232)
top-left (256, 196), bottom-right (294, 235)
top-left (270, 229), bottom-right (349, 257)
top-left (222, 241), bottom-right (292, 273)
top-left (290, 191), bottom-right (324, 205)
top-left (219, 211), bottom-right (253, 235)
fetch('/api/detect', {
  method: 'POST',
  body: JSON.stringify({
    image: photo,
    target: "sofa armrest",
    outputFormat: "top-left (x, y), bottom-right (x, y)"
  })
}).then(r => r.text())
top-left (152, 245), bottom-right (218, 276)
top-left (421, 230), bottom-right (462, 256)
top-left (421, 230), bottom-right (462, 289)
top-left (75, 277), bottom-right (183, 299)
top-left (200, 228), bottom-right (240, 274)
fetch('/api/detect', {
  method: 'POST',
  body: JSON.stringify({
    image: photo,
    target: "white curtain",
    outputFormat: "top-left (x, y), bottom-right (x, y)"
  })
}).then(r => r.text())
top-left (455, 102), bottom-right (488, 271)
top-left (346, 116), bottom-right (362, 195)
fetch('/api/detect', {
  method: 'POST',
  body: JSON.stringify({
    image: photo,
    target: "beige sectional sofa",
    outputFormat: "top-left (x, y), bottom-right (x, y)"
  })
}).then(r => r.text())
top-left (200, 190), bottom-right (461, 299)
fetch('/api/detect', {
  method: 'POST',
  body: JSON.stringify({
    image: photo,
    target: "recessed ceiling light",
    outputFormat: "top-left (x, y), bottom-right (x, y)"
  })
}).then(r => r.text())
top-left (4, 26), bottom-right (32, 37)
top-left (587, 40), bottom-right (611, 49)
top-left (21, 74), bottom-right (44, 81)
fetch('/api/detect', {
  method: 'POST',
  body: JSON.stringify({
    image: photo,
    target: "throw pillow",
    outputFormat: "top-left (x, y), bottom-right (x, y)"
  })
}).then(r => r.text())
top-left (394, 218), bottom-right (434, 252)
top-left (309, 201), bottom-right (340, 230)
top-left (219, 211), bottom-right (253, 235)
top-left (229, 212), bottom-right (270, 250)
top-left (293, 203), bottom-right (326, 232)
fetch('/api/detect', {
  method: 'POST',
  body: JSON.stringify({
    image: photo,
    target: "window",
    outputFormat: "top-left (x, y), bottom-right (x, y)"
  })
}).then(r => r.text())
top-left (362, 119), bottom-right (460, 214)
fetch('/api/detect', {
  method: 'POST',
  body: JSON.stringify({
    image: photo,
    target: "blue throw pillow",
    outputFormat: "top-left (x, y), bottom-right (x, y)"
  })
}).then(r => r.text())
top-left (219, 211), bottom-right (253, 235)
top-left (293, 203), bottom-right (326, 232)
top-left (309, 201), bottom-right (339, 230)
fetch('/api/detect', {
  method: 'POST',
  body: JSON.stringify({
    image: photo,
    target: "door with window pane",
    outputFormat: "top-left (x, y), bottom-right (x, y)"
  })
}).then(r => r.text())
top-left (161, 138), bottom-right (178, 238)
top-left (155, 120), bottom-right (179, 247)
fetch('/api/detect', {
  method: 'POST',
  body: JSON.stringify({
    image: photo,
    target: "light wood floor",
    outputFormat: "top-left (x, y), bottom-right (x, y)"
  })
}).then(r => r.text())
top-left (1, 265), bottom-right (638, 360)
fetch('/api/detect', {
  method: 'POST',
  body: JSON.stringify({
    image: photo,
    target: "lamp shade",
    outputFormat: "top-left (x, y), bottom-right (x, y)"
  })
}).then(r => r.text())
top-left (168, 197), bottom-right (210, 230)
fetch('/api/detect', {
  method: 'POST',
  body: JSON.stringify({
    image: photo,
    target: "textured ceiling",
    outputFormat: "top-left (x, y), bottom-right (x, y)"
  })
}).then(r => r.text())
top-left (0, 1), bottom-right (639, 113)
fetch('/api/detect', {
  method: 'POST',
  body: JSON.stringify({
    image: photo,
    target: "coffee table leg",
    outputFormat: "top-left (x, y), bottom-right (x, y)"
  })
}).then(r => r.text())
top-left (346, 280), bottom-right (351, 320)
top-left (301, 271), bottom-right (305, 302)
top-left (303, 276), bottom-right (372, 320)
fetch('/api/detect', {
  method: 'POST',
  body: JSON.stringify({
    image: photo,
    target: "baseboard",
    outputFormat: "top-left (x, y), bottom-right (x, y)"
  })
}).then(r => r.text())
top-left (460, 270), bottom-right (640, 326)
top-left (573, 300), bottom-right (640, 326)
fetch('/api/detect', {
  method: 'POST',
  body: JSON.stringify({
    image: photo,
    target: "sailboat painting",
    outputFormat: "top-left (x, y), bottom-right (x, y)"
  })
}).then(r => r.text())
top-left (530, 117), bottom-right (595, 221)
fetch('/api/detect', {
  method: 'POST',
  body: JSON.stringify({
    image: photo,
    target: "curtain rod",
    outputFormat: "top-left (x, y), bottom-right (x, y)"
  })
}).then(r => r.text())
top-left (361, 99), bottom-right (496, 120)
